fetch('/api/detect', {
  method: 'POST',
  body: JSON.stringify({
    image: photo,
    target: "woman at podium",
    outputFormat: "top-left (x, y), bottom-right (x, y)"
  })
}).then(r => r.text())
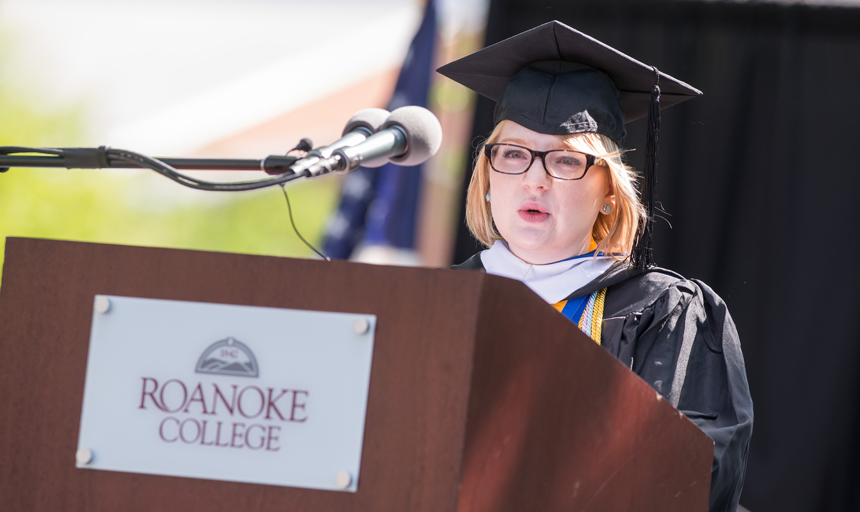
top-left (438, 21), bottom-right (753, 512)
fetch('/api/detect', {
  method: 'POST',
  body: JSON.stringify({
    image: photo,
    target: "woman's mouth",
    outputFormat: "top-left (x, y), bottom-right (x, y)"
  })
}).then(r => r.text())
top-left (518, 204), bottom-right (550, 222)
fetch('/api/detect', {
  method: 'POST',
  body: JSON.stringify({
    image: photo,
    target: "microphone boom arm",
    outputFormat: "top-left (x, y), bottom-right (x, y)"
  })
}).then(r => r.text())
top-left (0, 146), bottom-right (311, 192)
top-left (0, 146), bottom-right (301, 173)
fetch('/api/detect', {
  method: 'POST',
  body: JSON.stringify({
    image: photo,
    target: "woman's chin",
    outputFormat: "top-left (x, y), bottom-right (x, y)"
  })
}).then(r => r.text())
top-left (506, 238), bottom-right (562, 262)
top-left (504, 231), bottom-right (589, 263)
top-left (504, 225), bottom-right (555, 248)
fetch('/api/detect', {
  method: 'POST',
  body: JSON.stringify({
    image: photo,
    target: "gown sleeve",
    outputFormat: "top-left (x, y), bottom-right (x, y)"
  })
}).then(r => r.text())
top-left (675, 280), bottom-right (754, 512)
top-left (601, 275), bottom-right (753, 512)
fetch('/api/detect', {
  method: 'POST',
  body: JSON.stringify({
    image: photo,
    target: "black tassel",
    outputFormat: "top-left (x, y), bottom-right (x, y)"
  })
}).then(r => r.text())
top-left (632, 67), bottom-right (661, 270)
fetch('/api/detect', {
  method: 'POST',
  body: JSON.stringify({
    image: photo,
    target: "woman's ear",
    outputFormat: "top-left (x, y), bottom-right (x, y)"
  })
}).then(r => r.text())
top-left (601, 166), bottom-right (616, 214)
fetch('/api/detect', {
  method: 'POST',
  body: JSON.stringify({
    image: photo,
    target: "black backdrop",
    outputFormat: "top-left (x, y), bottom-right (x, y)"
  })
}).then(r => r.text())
top-left (451, 1), bottom-right (860, 511)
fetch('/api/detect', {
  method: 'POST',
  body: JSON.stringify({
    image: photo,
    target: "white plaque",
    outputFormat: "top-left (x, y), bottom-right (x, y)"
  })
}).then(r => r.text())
top-left (77, 295), bottom-right (376, 492)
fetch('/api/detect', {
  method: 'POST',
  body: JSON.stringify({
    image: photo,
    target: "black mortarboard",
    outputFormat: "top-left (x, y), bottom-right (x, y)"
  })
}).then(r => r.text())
top-left (436, 20), bottom-right (702, 269)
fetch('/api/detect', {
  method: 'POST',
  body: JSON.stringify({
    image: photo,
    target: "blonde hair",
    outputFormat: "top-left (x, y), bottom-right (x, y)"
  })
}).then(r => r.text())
top-left (465, 120), bottom-right (644, 260)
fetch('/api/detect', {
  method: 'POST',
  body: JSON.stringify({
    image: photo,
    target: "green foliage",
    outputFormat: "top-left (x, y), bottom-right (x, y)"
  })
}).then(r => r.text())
top-left (0, 80), bottom-right (339, 291)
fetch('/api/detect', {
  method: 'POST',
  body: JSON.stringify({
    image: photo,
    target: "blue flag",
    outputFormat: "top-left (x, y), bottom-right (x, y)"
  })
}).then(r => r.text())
top-left (322, 0), bottom-right (437, 261)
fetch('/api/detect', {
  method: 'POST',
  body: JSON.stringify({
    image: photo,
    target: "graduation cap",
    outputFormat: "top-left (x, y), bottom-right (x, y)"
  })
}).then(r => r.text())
top-left (436, 20), bottom-right (701, 269)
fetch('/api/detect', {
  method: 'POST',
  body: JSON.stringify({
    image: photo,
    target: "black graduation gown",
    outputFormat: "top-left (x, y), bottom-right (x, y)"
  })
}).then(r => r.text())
top-left (453, 253), bottom-right (753, 512)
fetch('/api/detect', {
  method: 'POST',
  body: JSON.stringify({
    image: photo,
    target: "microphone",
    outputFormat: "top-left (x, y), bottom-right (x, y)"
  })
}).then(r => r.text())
top-left (270, 107), bottom-right (390, 175)
top-left (302, 106), bottom-right (443, 177)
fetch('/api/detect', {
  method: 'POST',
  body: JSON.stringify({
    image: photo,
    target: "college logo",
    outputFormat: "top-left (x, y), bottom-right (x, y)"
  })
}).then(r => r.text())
top-left (195, 337), bottom-right (259, 378)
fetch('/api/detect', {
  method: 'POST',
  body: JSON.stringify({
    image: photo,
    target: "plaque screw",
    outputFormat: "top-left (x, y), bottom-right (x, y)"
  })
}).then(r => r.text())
top-left (76, 448), bottom-right (93, 465)
top-left (352, 318), bottom-right (370, 335)
top-left (335, 471), bottom-right (352, 489)
top-left (94, 296), bottom-right (111, 314)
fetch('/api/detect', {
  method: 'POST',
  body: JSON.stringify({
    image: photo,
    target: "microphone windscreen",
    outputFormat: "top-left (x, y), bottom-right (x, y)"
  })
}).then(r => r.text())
top-left (342, 108), bottom-right (390, 136)
top-left (382, 106), bottom-right (442, 167)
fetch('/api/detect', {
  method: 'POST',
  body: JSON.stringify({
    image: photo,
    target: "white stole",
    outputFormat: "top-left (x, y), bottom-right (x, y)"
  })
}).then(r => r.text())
top-left (480, 241), bottom-right (614, 303)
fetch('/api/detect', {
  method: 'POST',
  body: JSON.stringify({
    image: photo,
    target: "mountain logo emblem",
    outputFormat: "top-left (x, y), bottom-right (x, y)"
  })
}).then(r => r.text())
top-left (195, 337), bottom-right (259, 378)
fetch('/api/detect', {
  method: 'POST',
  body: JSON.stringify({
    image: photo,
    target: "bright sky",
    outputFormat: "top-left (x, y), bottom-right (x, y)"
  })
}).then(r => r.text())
top-left (1, 0), bottom-right (488, 155)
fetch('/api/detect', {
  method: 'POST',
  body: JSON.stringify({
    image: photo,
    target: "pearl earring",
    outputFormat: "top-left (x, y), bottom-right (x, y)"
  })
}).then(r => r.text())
top-left (486, 193), bottom-right (491, 202)
top-left (602, 204), bottom-right (612, 214)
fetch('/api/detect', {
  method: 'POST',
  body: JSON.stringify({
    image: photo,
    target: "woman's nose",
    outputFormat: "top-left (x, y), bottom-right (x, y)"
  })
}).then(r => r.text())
top-left (522, 157), bottom-right (552, 188)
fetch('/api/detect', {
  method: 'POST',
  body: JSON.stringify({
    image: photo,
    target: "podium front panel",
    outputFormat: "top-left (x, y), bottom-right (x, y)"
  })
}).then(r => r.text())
top-left (0, 238), bottom-right (480, 512)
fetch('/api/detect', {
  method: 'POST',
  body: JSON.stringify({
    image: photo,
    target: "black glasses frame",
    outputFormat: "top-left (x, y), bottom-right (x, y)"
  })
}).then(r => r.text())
top-left (483, 143), bottom-right (596, 181)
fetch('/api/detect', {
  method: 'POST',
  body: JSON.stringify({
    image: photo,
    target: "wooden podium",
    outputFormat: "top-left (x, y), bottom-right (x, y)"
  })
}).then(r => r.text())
top-left (0, 237), bottom-right (712, 511)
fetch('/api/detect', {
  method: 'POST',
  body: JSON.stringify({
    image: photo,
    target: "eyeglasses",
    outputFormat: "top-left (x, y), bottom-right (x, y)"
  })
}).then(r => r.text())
top-left (484, 143), bottom-right (596, 181)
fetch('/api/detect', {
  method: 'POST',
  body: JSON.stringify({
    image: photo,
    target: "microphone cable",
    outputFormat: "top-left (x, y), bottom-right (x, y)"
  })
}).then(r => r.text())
top-left (279, 185), bottom-right (330, 261)
top-left (108, 148), bottom-right (308, 191)
top-left (278, 139), bottom-right (330, 261)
